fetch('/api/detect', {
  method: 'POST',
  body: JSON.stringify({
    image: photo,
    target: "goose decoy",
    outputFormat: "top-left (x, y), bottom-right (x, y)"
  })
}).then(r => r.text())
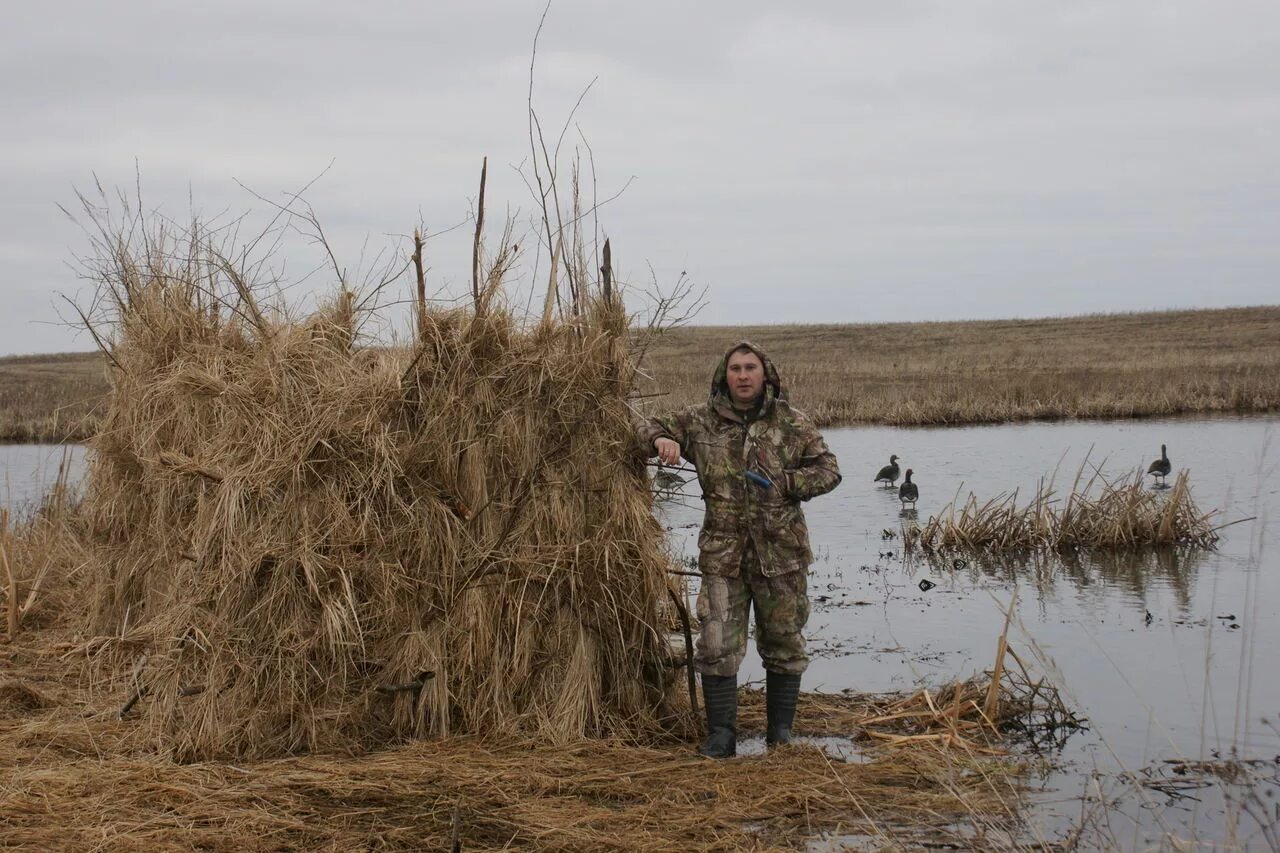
top-left (898, 469), bottom-right (918, 508)
top-left (874, 454), bottom-right (900, 488)
top-left (653, 466), bottom-right (687, 491)
top-left (1147, 444), bottom-right (1171, 487)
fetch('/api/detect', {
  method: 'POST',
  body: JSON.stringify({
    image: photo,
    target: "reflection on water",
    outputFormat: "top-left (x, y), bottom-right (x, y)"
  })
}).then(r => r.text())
top-left (0, 444), bottom-right (85, 514)
top-left (909, 546), bottom-right (1208, 614)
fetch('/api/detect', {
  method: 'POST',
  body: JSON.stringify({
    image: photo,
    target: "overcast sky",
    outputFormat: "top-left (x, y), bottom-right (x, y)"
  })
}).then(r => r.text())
top-left (3, 1), bottom-right (1279, 354)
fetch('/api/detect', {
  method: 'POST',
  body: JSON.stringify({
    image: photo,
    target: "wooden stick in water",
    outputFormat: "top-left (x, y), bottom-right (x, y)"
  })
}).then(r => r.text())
top-left (983, 589), bottom-right (1017, 724)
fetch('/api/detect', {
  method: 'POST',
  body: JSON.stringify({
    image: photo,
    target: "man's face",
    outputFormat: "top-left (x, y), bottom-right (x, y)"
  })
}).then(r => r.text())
top-left (726, 349), bottom-right (765, 405)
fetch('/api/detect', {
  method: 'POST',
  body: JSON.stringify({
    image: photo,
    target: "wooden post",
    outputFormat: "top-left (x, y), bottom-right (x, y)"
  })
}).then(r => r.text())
top-left (471, 157), bottom-right (488, 310)
top-left (412, 228), bottom-right (427, 339)
top-left (982, 590), bottom-right (1017, 725)
top-left (600, 238), bottom-right (612, 305)
top-left (667, 586), bottom-right (699, 719)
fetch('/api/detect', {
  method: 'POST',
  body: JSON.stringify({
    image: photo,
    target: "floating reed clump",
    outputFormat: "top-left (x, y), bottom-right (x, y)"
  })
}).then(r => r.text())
top-left (45, 194), bottom-right (691, 761)
top-left (904, 466), bottom-right (1220, 554)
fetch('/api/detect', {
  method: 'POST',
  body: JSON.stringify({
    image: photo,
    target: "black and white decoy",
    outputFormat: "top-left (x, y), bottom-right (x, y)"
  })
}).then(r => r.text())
top-left (874, 454), bottom-right (900, 488)
top-left (1147, 444), bottom-right (1171, 487)
top-left (898, 469), bottom-right (918, 508)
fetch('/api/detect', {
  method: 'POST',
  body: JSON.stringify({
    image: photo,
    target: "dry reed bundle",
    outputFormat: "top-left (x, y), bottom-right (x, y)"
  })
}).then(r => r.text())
top-left (903, 466), bottom-right (1220, 554)
top-left (36, 191), bottom-right (692, 760)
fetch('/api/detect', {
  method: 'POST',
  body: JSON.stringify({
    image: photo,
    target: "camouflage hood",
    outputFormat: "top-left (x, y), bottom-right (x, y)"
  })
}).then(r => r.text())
top-left (709, 340), bottom-right (784, 420)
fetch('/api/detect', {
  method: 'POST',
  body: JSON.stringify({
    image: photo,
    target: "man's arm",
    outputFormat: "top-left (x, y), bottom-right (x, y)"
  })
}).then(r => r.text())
top-left (635, 407), bottom-right (696, 463)
top-left (784, 425), bottom-right (841, 501)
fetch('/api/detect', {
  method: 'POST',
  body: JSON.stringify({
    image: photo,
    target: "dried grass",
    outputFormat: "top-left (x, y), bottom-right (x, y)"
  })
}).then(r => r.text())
top-left (0, 622), bottom-right (1059, 851)
top-left (9, 306), bottom-right (1280, 441)
top-left (0, 352), bottom-right (104, 442)
top-left (636, 309), bottom-right (1280, 427)
top-left (903, 462), bottom-right (1220, 553)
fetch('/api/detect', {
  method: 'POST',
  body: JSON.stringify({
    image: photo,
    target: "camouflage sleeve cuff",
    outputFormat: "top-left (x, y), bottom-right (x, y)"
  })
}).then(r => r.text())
top-left (785, 464), bottom-right (841, 502)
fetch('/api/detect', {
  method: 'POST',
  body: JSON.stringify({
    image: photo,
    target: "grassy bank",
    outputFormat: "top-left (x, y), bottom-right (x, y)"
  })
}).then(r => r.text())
top-left (3, 305), bottom-right (1279, 441)
top-left (635, 305), bottom-right (1280, 427)
top-left (0, 352), bottom-right (103, 442)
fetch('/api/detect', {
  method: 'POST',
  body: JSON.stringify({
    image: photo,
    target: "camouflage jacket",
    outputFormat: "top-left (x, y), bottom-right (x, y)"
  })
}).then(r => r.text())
top-left (639, 341), bottom-right (842, 577)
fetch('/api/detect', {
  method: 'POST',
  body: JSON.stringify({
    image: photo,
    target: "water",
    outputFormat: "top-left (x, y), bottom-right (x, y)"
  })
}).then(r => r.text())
top-left (657, 414), bottom-right (1280, 846)
top-left (0, 443), bottom-right (85, 515)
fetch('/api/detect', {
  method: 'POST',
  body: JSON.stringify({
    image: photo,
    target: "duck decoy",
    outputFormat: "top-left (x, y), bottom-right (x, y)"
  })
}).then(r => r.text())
top-left (1147, 444), bottom-right (1171, 487)
top-left (898, 469), bottom-right (918, 508)
top-left (874, 454), bottom-right (900, 488)
top-left (652, 465), bottom-right (687, 495)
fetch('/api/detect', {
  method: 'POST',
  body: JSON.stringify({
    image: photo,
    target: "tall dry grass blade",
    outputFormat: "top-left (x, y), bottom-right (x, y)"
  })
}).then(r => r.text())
top-left (1, 509), bottom-right (15, 641)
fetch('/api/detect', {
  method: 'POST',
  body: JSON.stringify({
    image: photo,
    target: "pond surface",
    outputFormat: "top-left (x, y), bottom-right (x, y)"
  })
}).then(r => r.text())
top-left (0, 443), bottom-right (85, 516)
top-left (657, 414), bottom-right (1280, 847)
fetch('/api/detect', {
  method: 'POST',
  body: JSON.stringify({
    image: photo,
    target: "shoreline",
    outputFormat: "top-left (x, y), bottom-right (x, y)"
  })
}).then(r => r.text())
top-left (4, 305), bottom-right (1279, 441)
top-left (5, 407), bottom-right (1278, 449)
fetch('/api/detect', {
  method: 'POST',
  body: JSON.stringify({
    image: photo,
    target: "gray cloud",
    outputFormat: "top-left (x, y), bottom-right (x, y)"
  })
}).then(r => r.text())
top-left (3, 0), bottom-right (1278, 353)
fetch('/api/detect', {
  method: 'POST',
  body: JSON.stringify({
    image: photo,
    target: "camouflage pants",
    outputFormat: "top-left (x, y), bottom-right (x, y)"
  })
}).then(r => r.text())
top-left (694, 541), bottom-right (810, 677)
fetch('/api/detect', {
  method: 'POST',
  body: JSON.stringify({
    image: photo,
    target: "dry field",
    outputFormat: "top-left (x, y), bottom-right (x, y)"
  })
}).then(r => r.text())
top-left (634, 305), bottom-right (1280, 427)
top-left (0, 351), bottom-right (103, 442)
top-left (2, 306), bottom-right (1278, 443)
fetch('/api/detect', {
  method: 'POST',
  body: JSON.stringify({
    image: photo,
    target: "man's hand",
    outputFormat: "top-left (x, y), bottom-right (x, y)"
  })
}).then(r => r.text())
top-left (654, 437), bottom-right (682, 466)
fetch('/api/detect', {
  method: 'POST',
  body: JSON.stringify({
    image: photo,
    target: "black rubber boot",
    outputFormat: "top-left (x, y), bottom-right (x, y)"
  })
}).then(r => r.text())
top-left (766, 671), bottom-right (802, 746)
top-left (698, 674), bottom-right (738, 758)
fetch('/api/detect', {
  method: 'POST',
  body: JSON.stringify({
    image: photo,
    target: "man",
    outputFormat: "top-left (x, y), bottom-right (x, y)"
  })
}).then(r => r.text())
top-left (639, 341), bottom-right (841, 758)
